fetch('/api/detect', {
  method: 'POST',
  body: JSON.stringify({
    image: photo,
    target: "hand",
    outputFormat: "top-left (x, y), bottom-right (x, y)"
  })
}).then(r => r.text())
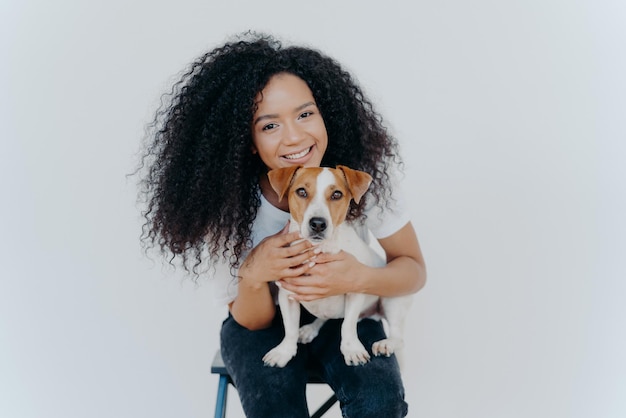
top-left (279, 250), bottom-right (367, 302)
top-left (238, 224), bottom-right (318, 288)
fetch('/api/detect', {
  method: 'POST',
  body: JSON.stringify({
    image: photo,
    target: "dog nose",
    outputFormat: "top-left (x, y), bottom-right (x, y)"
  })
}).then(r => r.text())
top-left (309, 217), bottom-right (327, 233)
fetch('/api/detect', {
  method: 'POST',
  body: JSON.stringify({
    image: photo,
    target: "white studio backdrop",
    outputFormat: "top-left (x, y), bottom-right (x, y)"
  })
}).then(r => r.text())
top-left (1, 1), bottom-right (625, 417)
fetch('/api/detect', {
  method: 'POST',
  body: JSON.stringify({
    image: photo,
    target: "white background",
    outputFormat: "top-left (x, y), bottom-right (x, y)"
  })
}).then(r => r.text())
top-left (2, 1), bottom-right (625, 417)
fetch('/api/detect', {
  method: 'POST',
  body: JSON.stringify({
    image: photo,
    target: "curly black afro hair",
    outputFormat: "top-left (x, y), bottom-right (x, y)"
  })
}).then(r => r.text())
top-left (138, 32), bottom-right (402, 275)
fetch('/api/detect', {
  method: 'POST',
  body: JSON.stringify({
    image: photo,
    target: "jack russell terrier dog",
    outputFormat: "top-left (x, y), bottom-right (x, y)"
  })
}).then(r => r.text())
top-left (262, 165), bottom-right (412, 368)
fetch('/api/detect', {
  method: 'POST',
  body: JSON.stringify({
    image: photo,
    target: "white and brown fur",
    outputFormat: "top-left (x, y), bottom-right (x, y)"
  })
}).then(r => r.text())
top-left (262, 165), bottom-right (412, 368)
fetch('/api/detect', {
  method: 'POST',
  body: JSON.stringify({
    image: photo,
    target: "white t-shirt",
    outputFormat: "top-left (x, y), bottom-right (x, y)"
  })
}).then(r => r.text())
top-left (210, 182), bottom-right (410, 306)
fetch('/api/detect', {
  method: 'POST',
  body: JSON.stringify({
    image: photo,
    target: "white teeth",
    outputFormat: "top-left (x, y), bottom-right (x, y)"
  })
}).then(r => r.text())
top-left (283, 147), bottom-right (311, 160)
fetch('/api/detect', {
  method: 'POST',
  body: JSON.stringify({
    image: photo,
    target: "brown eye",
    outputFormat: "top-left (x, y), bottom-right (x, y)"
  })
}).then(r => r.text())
top-left (331, 190), bottom-right (343, 200)
top-left (296, 188), bottom-right (307, 198)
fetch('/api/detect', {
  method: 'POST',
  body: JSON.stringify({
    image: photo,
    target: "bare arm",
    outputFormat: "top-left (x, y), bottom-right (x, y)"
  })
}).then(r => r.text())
top-left (228, 228), bottom-right (317, 330)
top-left (228, 273), bottom-right (276, 331)
top-left (362, 221), bottom-right (426, 296)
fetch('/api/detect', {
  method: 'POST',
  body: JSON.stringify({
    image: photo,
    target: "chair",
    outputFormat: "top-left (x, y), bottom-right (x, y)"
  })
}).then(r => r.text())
top-left (211, 350), bottom-right (338, 418)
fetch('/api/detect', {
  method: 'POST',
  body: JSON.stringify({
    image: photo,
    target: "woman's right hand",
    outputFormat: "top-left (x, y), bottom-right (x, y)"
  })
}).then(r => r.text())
top-left (230, 224), bottom-right (317, 330)
top-left (238, 225), bottom-right (317, 288)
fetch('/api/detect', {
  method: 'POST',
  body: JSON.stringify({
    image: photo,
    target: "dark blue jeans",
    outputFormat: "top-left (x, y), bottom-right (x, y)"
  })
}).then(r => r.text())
top-left (220, 308), bottom-right (408, 417)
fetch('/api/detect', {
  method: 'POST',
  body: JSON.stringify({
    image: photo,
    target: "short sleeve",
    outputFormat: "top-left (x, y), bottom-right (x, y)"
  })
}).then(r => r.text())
top-left (364, 177), bottom-right (411, 239)
top-left (209, 191), bottom-right (290, 306)
top-left (208, 259), bottom-right (239, 306)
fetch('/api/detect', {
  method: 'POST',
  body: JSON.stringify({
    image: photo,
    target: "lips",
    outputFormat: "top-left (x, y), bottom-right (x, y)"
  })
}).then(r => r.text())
top-left (282, 146), bottom-right (312, 160)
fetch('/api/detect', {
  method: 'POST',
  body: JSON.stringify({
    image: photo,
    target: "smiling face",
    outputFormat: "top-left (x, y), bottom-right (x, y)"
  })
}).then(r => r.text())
top-left (251, 73), bottom-right (328, 170)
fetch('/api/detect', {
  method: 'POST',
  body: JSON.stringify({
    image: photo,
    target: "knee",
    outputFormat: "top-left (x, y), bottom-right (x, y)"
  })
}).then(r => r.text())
top-left (342, 383), bottom-right (408, 418)
top-left (233, 367), bottom-right (310, 418)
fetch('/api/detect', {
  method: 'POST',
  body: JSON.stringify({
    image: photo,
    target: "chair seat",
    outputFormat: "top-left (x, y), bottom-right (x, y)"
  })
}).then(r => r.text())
top-left (210, 351), bottom-right (232, 383)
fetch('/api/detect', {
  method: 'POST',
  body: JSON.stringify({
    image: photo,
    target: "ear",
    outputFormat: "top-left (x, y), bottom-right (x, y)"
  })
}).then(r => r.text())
top-left (267, 166), bottom-right (302, 202)
top-left (337, 165), bottom-right (372, 204)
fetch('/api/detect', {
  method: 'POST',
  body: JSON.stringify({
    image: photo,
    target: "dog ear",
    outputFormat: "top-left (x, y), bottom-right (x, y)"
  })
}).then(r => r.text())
top-left (337, 165), bottom-right (372, 204)
top-left (267, 166), bottom-right (302, 202)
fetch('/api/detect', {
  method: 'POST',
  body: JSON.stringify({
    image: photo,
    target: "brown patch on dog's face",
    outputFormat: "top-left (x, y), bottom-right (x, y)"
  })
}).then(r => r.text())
top-left (336, 165), bottom-right (372, 204)
top-left (267, 165), bottom-right (301, 202)
top-left (324, 169), bottom-right (353, 229)
top-left (286, 167), bottom-right (324, 226)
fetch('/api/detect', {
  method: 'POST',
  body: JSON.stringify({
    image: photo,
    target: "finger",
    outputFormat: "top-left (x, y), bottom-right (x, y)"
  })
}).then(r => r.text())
top-left (310, 251), bottom-right (339, 264)
top-left (280, 274), bottom-right (320, 287)
top-left (290, 252), bottom-right (318, 267)
top-left (280, 275), bottom-right (327, 294)
top-left (278, 222), bottom-right (290, 235)
top-left (283, 240), bottom-right (316, 258)
top-left (288, 286), bottom-right (329, 300)
top-left (273, 251), bottom-right (312, 275)
top-left (280, 262), bottom-right (313, 278)
top-left (278, 230), bottom-right (305, 246)
top-left (290, 293), bottom-right (324, 302)
top-left (277, 241), bottom-right (316, 262)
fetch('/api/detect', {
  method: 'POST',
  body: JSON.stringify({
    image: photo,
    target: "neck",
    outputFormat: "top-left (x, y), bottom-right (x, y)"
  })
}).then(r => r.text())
top-left (259, 172), bottom-right (289, 212)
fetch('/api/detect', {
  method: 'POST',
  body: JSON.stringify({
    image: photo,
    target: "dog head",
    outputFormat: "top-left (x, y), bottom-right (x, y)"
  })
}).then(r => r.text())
top-left (267, 165), bottom-right (372, 243)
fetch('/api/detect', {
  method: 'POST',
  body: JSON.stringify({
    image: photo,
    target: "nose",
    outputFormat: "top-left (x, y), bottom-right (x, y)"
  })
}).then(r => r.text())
top-left (283, 121), bottom-right (305, 144)
top-left (309, 217), bottom-right (327, 233)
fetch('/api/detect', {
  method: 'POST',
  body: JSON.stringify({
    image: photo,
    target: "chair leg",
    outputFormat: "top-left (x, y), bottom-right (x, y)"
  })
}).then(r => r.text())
top-left (310, 394), bottom-right (338, 418)
top-left (214, 375), bottom-right (229, 418)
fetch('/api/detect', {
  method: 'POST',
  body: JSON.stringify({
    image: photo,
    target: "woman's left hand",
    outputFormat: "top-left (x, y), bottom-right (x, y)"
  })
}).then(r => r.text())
top-left (278, 250), bottom-right (367, 301)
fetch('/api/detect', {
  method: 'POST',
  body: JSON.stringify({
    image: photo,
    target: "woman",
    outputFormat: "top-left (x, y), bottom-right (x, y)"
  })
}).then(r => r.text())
top-left (138, 32), bottom-right (426, 417)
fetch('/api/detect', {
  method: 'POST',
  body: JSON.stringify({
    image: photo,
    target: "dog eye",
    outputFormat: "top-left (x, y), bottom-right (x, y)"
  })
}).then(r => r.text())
top-left (296, 188), bottom-right (307, 198)
top-left (331, 191), bottom-right (343, 200)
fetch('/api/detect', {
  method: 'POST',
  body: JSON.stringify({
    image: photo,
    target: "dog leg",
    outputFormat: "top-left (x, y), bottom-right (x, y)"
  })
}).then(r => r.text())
top-left (298, 317), bottom-right (326, 344)
top-left (372, 295), bottom-right (412, 369)
top-left (263, 290), bottom-right (301, 367)
top-left (340, 293), bottom-right (370, 366)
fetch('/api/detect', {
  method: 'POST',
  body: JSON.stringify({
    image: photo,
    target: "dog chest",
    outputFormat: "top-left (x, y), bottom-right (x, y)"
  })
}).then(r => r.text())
top-left (302, 296), bottom-right (346, 319)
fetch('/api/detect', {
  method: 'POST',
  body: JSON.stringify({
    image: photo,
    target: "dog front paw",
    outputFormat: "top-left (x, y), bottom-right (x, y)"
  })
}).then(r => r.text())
top-left (372, 338), bottom-right (403, 357)
top-left (341, 340), bottom-right (370, 366)
top-left (263, 343), bottom-right (297, 368)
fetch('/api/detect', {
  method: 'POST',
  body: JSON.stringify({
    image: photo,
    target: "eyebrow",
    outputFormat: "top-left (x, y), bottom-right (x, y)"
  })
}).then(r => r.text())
top-left (253, 101), bottom-right (317, 126)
